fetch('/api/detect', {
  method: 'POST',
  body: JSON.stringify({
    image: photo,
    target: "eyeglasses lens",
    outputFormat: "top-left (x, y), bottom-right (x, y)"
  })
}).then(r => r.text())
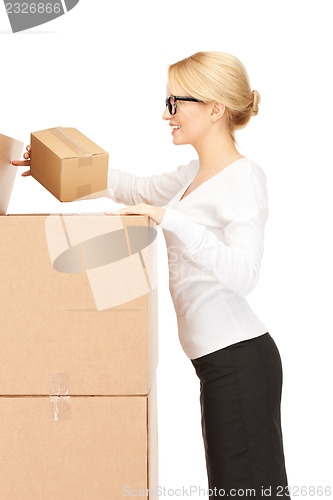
top-left (166, 96), bottom-right (176, 115)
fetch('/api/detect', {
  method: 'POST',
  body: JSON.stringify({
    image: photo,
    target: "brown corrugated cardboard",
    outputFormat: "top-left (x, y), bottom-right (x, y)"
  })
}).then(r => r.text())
top-left (0, 214), bottom-right (158, 396)
top-left (30, 127), bottom-right (109, 202)
top-left (1, 132), bottom-right (159, 498)
top-left (0, 376), bottom-right (158, 499)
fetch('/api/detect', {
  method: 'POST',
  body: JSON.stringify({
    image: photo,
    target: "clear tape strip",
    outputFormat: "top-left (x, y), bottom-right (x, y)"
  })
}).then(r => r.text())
top-left (48, 127), bottom-right (92, 167)
top-left (76, 183), bottom-right (92, 199)
top-left (49, 396), bottom-right (72, 421)
top-left (48, 372), bottom-right (71, 421)
top-left (48, 372), bottom-right (69, 395)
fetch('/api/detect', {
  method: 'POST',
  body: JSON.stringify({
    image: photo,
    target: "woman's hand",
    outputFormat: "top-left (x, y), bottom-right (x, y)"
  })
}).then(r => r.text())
top-left (11, 145), bottom-right (31, 176)
top-left (11, 147), bottom-right (167, 225)
top-left (105, 203), bottom-right (166, 225)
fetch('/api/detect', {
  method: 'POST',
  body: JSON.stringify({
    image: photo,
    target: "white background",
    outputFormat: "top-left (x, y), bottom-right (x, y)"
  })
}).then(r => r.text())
top-left (1, 1), bottom-right (333, 498)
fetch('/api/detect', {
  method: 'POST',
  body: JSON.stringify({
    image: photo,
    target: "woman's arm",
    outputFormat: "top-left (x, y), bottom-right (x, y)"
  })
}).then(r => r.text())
top-left (11, 146), bottom-right (199, 207)
top-left (159, 171), bottom-right (269, 297)
top-left (106, 159), bottom-right (198, 207)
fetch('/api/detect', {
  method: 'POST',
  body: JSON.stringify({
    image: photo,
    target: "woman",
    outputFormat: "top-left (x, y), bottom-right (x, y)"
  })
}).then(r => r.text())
top-left (13, 51), bottom-right (291, 499)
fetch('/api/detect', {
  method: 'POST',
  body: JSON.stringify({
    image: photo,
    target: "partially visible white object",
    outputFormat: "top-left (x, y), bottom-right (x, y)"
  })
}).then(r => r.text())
top-left (0, 132), bottom-right (24, 215)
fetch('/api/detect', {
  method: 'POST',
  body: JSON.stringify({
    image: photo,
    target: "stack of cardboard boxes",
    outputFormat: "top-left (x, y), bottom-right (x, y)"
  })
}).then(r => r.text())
top-left (0, 131), bottom-right (159, 499)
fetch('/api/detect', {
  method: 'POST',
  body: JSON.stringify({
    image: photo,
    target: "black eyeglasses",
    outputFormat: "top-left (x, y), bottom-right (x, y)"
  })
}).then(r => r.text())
top-left (165, 94), bottom-right (205, 115)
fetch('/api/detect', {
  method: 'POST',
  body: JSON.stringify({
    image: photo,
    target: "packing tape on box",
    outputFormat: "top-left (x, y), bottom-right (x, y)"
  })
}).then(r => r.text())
top-left (76, 183), bottom-right (93, 199)
top-left (48, 127), bottom-right (95, 199)
top-left (44, 214), bottom-right (158, 311)
top-left (48, 127), bottom-right (93, 167)
top-left (49, 396), bottom-right (71, 421)
top-left (48, 372), bottom-right (71, 421)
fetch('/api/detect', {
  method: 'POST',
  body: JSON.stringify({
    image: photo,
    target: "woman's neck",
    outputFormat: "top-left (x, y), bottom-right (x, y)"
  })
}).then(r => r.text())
top-left (193, 130), bottom-right (244, 176)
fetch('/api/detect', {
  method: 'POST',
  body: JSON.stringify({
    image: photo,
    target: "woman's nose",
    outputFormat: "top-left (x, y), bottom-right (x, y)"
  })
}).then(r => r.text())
top-left (162, 106), bottom-right (171, 121)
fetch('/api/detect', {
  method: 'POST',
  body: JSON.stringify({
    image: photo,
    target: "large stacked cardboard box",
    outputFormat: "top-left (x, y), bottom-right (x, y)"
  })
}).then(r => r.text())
top-left (0, 133), bottom-right (158, 499)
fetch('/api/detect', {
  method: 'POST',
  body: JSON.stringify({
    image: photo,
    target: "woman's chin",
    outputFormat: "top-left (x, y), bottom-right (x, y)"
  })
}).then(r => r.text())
top-left (172, 136), bottom-right (187, 146)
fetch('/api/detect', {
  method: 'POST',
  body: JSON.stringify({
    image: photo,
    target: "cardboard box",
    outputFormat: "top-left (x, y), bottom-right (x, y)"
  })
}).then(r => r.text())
top-left (0, 377), bottom-right (158, 500)
top-left (0, 214), bottom-right (158, 396)
top-left (30, 127), bottom-right (109, 202)
top-left (0, 134), bottom-right (159, 499)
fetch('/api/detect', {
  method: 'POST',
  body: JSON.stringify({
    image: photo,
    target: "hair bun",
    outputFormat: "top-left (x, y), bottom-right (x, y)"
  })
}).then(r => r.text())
top-left (251, 90), bottom-right (261, 116)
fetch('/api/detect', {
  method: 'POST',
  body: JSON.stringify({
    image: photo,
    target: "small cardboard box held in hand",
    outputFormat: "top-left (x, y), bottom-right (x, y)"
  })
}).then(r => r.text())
top-left (30, 126), bottom-right (109, 202)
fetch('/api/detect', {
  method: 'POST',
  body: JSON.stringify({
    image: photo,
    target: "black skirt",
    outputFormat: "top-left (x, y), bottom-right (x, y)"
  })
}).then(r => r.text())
top-left (190, 332), bottom-right (291, 499)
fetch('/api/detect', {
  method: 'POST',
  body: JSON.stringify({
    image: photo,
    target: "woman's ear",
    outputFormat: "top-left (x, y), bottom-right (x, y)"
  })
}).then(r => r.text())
top-left (210, 102), bottom-right (226, 122)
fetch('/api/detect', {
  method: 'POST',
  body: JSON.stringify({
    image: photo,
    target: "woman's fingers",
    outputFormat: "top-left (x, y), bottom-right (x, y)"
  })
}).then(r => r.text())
top-left (24, 145), bottom-right (31, 159)
top-left (11, 145), bottom-right (32, 175)
top-left (11, 160), bottom-right (30, 166)
top-left (11, 145), bottom-right (31, 164)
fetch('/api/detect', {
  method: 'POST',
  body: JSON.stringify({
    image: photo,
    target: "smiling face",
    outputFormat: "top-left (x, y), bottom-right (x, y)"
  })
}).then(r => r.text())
top-left (162, 81), bottom-right (214, 149)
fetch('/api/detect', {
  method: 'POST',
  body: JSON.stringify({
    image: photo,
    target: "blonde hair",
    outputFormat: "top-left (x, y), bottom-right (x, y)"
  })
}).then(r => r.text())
top-left (168, 51), bottom-right (260, 145)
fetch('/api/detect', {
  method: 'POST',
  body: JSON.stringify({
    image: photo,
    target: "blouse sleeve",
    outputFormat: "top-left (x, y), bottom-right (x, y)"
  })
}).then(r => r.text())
top-left (158, 171), bottom-right (269, 297)
top-left (106, 160), bottom-right (198, 207)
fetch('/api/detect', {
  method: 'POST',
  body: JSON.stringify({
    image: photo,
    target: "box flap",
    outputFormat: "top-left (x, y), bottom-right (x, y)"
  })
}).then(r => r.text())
top-left (0, 133), bottom-right (24, 215)
top-left (31, 127), bottom-right (107, 160)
